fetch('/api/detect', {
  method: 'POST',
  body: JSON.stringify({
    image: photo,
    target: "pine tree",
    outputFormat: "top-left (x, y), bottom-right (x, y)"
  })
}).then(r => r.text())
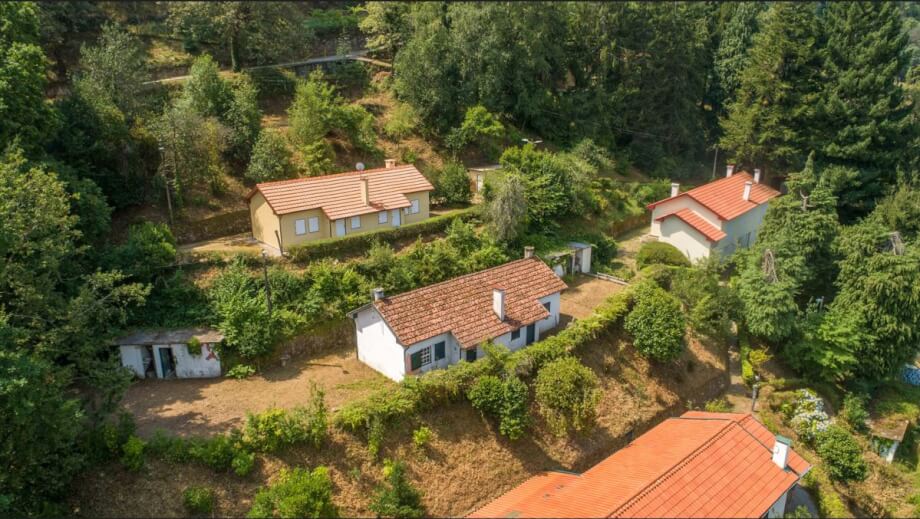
top-left (713, 2), bottom-right (766, 113)
top-left (817, 2), bottom-right (911, 219)
top-left (720, 2), bottom-right (824, 174)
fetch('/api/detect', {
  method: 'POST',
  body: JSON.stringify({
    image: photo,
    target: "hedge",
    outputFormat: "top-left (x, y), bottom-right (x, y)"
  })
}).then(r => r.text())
top-left (740, 332), bottom-right (755, 386)
top-left (333, 285), bottom-right (635, 436)
top-left (288, 206), bottom-right (480, 263)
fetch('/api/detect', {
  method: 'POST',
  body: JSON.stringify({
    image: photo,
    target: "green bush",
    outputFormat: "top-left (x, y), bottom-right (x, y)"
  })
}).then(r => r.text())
top-left (815, 425), bottom-right (868, 482)
top-left (183, 486), bottom-right (215, 515)
top-left (247, 467), bottom-right (338, 518)
top-left (288, 206), bottom-right (479, 263)
top-left (121, 435), bottom-right (146, 472)
top-left (232, 450), bottom-right (256, 476)
top-left (467, 375), bottom-right (530, 440)
top-left (384, 102), bottom-right (419, 140)
top-left (369, 460), bottom-right (426, 519)
top-left (467, 375), bottom-right (504, 416)
top-left (245, 130), bottom-right (296, 183)
top-left (434, 162), bottom-right (472, 204)
top-left (242, 389), bottom-right (327, 452)
top-left (226, 364), bottom-right (256, 379)
top-left (636, 241), bottom-right (690, 269)
top-left (704, 398), bottom-right (732, 413)
top-left (624, 281), bottom-right (686, 362)
top-left (840, 393), bottom-right (869, 432)
top-left (740, 333), bottom-right (755, 385)
top-left (534, 356), bottom-right (600, 436)
top-left (412, 426), bottom-right (433, 450)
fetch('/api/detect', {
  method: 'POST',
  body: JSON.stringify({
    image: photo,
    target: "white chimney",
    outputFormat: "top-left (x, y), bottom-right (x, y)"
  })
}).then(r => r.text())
top-left (754, 168), bottom-right (762, 184)
top-left (772, 435), bottom-right (791, 470)
top-left (670, 183), bottom-right (680, 197)
top-left (743, 181), bottom-right (753, 201)
top-left (492, 289), bottom-right (505, 321)
top-left (524, 246), bottom-right (535, 259)
top-left (384, 158), bottom-right (397, 169)
top-left (726, 164), bottom-right (735, 177)
top-left (372, 288), bottom-right (385, 301)
top-left (360, 177), bottom-right (369, 205)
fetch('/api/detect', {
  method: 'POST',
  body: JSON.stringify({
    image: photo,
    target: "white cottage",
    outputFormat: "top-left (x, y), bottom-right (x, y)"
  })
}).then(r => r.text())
top-left (114, 328), bottom-right (223, 379)
top-left (646, 165), bottom-right (781, 262)
top-left (348, 253), bottom-right (567, 382)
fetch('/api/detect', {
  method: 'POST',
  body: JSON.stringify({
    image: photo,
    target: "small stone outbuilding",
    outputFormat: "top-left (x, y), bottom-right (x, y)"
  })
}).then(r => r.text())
top-left (115, 328), bottom-right (223, 379)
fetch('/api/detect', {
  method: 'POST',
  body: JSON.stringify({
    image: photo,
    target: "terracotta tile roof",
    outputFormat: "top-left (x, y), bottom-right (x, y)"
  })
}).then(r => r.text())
top-left (245, 164), bottom-right (433, 220)
top-left (647, 172), bottom-right (781, 221)
top-left (374, 258), bottom-right (567, 349)
top-left (656, 208), bottom-right (728, 242)
top-left (470, 412), bottom-right (810, 519)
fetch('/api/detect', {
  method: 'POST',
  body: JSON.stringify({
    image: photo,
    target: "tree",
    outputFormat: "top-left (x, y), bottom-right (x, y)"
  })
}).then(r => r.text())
top-left (486, 174), bottom-right (527, 243)
top-left (433, 162), bottom-right (471, 205)
top-left (247, 467), bottom-right (338, 518)
top-left (225, 73), bottom-right (262, 162)
top-left (499, 145), bottom-right (575, 230)
top-left (182, 54), bottom-right (232, 119)
top-left (720, 2), bottom-right (824, 173)
top-left (712, 2), bottom-right (766, 113)
top-left (534, 356), bottom-right (600, 436)
top-left (445, 105), bottom-right (505, 157)
top-left (359, 2), bottom-right (412, 57)
top-left (817, 2), bottom-right (912, 220)
top-left (154, 102), bottom-right (229, 198)
top-left (108, 222), bottom-right (178, 283)
top-left (625, 281), bottom-right (687, 362)
top-left (246, 130), bottom-right (295, 183)
top-left (74, 23), bottom-right (146, 119)
top-left (369, 460), bottom-right (426, 519)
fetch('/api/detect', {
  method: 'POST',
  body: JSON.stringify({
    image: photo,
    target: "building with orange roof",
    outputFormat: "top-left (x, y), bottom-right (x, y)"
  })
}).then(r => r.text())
top-left (244, 159), bottom-right (433, 253)
top-left (646, 165), bottom-right (781, 262)
top-left (470, 411), bottom-right (811, 519)
top-left (347, 250), bottom-right (567, 381)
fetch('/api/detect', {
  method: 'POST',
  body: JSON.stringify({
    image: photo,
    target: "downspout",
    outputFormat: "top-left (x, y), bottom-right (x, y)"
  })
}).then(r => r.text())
top-left (275, 215), bottom-right (284, 255)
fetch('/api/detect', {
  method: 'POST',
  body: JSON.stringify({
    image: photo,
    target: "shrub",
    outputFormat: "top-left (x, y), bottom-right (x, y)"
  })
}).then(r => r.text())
top-left (247, 467), bottom-right (338, 518)
top-left (242, 389), bottom-right (327, 452)
top-left (369, 460), bottom-right (426, 519)
top-left (740, 333), bottom-right (755, 385)
top-left (704, 398), bottom-right (731, 413)
top-left (147, 430), bottom-right (192, 463)
top-left (467, 375), bottom-right (529, 440)
top-left (636, 242), bottom-right (690, 269)
top-left (785, 389), bottom-right (831, 443)
top-left (412, 426), bottom-right (433, 450)
top-left (109, 222), bottom-right (177, 283)
top-left (534, 357), bottom-right (600, 436)
top-left (624, 282), bottom-right (686, 362)
top-left (434, 162), bottom-right (472, 205)
top-left (188, 434), bottom-right (238, 472)
top-left (467, 375), bottom-right (504, 416)
top-left (232, 450), bottom-right (256, 476)
top-left (183, 486), bottom-right (215, 515)
top-left (245, 130), bottom-right (296, 183)
top-left (367, 416), bottom-right (385, 459)
top-left (384, 102), bottom-right (419, 140)
top-left (121, 435), bottom-right (146, 472)
top-left (840, 393), bottom-right (869, 432)
top-left (815, 425), bottom-right (868, 482)
top-left (226, 364), bottom-right (256, 380)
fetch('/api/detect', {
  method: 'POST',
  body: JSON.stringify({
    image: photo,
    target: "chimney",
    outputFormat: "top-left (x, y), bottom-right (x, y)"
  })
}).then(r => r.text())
top-left (360, 177), bottom-right (369, 206)
top-left (384, 158), bottom-right (397, 169)
top-left (524, 246), bottom-right (535, 259)
top-left (772, 435), bottom-right (792, 470)
top-left (492, 289), bottom-right (505, 321)
top-left (754, 168), bottom-right (762, 184)
top-left (743, 181), bottom-right (753, 201)
top-left (726, 164), bottom-right (735, 178)
top-left (372, 288), bottom-right (385, 301)
top-left (670, 183), bottom-right (680, 198)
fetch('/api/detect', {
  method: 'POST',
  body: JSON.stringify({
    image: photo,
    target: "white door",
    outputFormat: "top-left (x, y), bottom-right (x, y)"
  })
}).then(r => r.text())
top-left (335, 219), bottom-right (346, 237)
top-left (476, 174), bottom-right (484, 191)
top-left (391, 209), bottom-right (401, 227)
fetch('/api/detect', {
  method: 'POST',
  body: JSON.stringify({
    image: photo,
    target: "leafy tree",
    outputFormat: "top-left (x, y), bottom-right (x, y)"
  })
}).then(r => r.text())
top-left (434, 162), bottom-right (471, 205)
top-left (720, 2), bottom-right (823, 173)
top-left (359, 2), bottom-right (412, 57)
top-left (369, 459), bottom-right (426, 519)
top-left (499, 145), bottom-right (574, 230)
top-left (534, 356), bottom-right (600, 436)
top-left (74, 23), bottom-right (146, 119)
top-left (0, 351), bottom-right (85, 516)
top-left (818, 2), bottom-right (912, 220)
top-left (247, 466), bottom-right (338, 518)
top-left (183, 54), bottom-right (233, 119)
top-left (246, 130), bottom-right (296, 183)
top-left (224, 73), bottom-right (262, 163)
top-left (108, 222), bottom-right (178, 283)
top-left (154, 102), bottom-right (229, 198)
top-left (383, 102), bottom-right (419, 140)
top-left (625, 281), bottom-right (686, 362)
top-left (445, 105), bottom-right (505, 156)
top-left (486, 174), bottom-right (527, 243)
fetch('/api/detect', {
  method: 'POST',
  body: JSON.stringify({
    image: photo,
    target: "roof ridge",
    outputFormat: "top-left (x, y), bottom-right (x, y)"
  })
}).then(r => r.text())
top-left (610, 418), bottom-right (737, 517)
top-left (255, 164), bottom-right (417, 189)
top-left (376, 257), bottom-right (539, 304)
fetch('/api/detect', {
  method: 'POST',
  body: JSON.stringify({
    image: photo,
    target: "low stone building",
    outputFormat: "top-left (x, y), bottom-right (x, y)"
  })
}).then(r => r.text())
top-left (115, 328), bottom-right (223, 379)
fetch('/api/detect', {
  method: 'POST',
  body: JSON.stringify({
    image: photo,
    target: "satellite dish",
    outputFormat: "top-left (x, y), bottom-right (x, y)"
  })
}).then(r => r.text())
top-left (356, 162), bottom-right (365, 171)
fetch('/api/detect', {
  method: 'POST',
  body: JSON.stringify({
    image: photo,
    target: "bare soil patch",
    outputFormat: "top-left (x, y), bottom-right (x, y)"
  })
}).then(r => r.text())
top-left (559, 275), bottom-right (627, 321)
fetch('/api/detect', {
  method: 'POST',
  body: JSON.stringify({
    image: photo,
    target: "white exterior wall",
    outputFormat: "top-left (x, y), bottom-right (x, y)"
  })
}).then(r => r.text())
top-left (715, 203), bottom-right (769, 258)
top-left (658, 217), bottom-right (714, 263)
top-left (649, 197), bottom-right (722, 237)
top-left (120, 346), bottom-right (146, 378)
top-left (537, 293), bottom-right (561, 335)
top-left (121, 343), bottom-right (220, 379)
top-left (767, 491), bottom-right (789, 518)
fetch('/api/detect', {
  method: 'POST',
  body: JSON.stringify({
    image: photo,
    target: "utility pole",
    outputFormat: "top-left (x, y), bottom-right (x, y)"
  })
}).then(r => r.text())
top-left (711, 146), bottom-right (719, 180)
top-left (261, 250), bottom-right (272, 317)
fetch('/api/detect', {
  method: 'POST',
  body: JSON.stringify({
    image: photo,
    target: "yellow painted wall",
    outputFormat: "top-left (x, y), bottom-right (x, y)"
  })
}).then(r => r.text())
top-left (249, 193), bottom-right (281, 249)
top-left (279, 208), bottom-right (330, 248)
top-left (402, 191), bottom-right (430, 225)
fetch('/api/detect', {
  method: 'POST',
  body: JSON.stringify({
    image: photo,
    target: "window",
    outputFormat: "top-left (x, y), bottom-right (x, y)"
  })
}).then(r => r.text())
top-left (295, 219), bottom-right (306, 235)
top-left (511, 329), bottom-right (521, 341)
top-left (378, 211), bottom-right (388, 224)
top-left (465, 349), bottom-right (477, 362)
top-left (420, 346), bottom-right (431, 366)
top-left (434, 341), bottom-right (445, 360)
top-left (543, 302), bottom-right (551, 313)
top-left (410, 347), bottom-right (432, 372)
top-left (351, 216), bottom-right (361, 229)
top-left (308, 217), bottom-right (319, 233)
top-left (411, 199), bottom-right (420, 214)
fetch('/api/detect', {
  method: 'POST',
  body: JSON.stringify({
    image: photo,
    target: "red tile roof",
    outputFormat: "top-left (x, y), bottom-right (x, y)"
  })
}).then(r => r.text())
top-left (647, 172), bottom-right (781, 221)
top-left (373, 258), bottom-right (567, 349)
top-left (656, 208), bottom-right (728, 242)
top-left (245, 164), bottom-right (433, 220)
top-left (470, 412), bottom-right (810, 519)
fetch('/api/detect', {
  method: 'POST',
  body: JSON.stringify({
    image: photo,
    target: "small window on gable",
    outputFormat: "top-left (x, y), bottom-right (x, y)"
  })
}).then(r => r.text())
top-left (411, 199), bottom-right (420, 214)
top-left (295, 219), bottom-right (306, 235)
top-left (351, 216), bottom-right (361, 229)
top-left (308, 217), bottom-right (319, 233)
top-left (543, 302), bottom-right (551, 313)
top-left (378, 211), bottom-right (388, 224)
top-left (511, 329), bottom-right (521, 341)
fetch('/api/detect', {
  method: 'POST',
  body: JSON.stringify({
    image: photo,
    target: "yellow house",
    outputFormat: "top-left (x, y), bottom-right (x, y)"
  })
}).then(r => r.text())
top-left (245, 160), bottom-right (434, 253)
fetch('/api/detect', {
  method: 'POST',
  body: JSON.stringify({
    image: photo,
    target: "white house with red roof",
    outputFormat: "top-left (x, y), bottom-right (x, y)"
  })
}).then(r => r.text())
top-left (347, 251), bottom-right (567, 382)
top-left (471, 411), bottom-right (812, 519)
top-left (647, 165), bottom-right (781, 262)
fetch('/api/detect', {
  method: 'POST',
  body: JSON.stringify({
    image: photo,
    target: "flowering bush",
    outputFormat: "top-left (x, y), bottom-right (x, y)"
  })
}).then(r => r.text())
top-left (784, 389), bottom-right (830, 443)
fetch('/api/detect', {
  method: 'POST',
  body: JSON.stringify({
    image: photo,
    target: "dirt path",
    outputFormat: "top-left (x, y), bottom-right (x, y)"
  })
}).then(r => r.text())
top-left (121, 343), bottom-right (393, 437)
top-left (177, 233), bottom-right (271, 257)
top-left (613, 226), bottom-right (647, 273)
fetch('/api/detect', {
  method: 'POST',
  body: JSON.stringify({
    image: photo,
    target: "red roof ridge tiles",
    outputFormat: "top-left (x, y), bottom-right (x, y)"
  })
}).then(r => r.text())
top-left (655, 208), bottom-right (728, 242)
top-left (647, 171), bottom-right (781, 221)
top-left (372, 258), bottom-right (567, 348)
